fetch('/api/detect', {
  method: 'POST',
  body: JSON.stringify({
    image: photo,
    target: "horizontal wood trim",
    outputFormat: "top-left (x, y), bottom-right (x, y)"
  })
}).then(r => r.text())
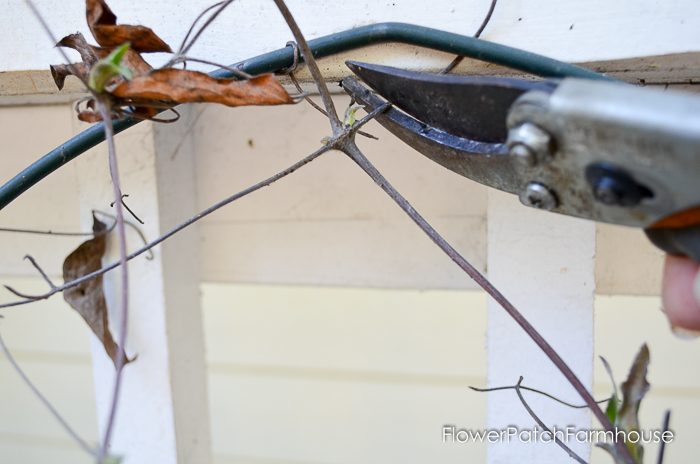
top-left (3, 50), bottom-right (699, 104)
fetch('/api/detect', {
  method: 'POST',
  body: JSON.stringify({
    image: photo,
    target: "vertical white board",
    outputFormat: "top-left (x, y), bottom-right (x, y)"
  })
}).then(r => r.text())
top-left (487, 190), bottom-right (595, 462)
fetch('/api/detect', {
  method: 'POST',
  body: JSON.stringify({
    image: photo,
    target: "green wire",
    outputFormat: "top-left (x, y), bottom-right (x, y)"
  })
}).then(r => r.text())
top-left (0, 22), bottom-right (608, 210)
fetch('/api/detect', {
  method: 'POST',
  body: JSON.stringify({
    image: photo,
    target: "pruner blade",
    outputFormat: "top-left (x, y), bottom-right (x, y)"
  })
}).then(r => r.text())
top-left (345, 61), bottom-right (554, 143)
top-left (341, 61), bottom-right (554, 195)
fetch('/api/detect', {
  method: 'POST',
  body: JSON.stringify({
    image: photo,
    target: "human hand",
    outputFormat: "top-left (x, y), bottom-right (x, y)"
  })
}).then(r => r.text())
top-left (662, 255), bottom-right (700, 337)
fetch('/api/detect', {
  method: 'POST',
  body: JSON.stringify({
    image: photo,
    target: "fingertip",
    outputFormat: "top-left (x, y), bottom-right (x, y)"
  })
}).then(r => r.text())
top-left (662, 255), bottom-right (700, 332)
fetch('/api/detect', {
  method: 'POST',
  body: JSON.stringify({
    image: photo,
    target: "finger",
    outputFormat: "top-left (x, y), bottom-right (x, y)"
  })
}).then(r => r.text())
top-left (662, 255), bottom-right (700, 333)
top-left (695, 263), bottom-right (700, 305)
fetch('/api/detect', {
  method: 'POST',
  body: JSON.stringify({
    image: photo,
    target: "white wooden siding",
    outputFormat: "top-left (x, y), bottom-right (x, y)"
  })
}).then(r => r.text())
top-left (3, 278), bottom-right (700, 463)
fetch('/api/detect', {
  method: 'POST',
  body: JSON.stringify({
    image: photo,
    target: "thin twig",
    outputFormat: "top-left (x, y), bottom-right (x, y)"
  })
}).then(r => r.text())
top-left (4, 284), bottom-right (46, 300)
top-left (656, 410), bottom-right (671, 464)
top-left (0, 212), bottom-right (149, 259)
top-left (469, 384), bottom-right (612, 409)
top-left (288, 73), bottom-right (378, 140)
top-left (0, 331), bottom-right (96, 457)
top-left (168, 56), bottom-right (252, 79)
top-left (179, 0), bottom-right (236, 59)
top-left (599, 356), bottom-right (620, 405)
top-left (272, 0), bottom-right (342, 134)
top-left (340, 140), bottom-right (635, 464)
top-left (110, 194), bottom-right (145, 225)
top-left (95, 98), bottom-right (130, 464)
top-left (176, 1), bottom-right (227, 57)
top-left (513, 377), bottom-right (588, 464)
top-left (0, 107), bottom-right (385, 310)
top-left (92, 210), bottom-right (154, 260)
top-left (288, 73), bottom-right (329, 116)
top-left (24, 255), bottom-right (56, 289)
top-left (0, 227), bottom-right (95, 237)
top-left (442, 0), bottom-right (499, 74)
top-left (122, 107), bottom-right (182, 124)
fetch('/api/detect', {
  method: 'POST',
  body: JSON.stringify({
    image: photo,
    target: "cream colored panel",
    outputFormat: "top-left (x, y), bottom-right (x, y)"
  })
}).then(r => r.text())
top-left (0, 361), bottom-right (97, 444)
top-left (208, 374), bottom-right (486, 464)
top-left (595, 295), bottom-right (700, 391)
top-left (203, 284), bottom-right (488, 463)
top-left (0, 278), bottom-right (94, 354)
top-left (596, 224), bottom-right (664, 296)
top-left (203, 284), bottom-right (487, 378)
top-left (194, 102), bottom-right (487, 220)
top-left (195, 97), bottom-right (487, 288)
top-left (200, 216), bottom-right (485, 289)
top-left (0, 442), bottom-right (92, 464)
top-left (0, 104), bottom-right (81, 278)
top-left (200, 285), bottom-right (700, 463)
top-left (0, 278), bottom-right (96, 464)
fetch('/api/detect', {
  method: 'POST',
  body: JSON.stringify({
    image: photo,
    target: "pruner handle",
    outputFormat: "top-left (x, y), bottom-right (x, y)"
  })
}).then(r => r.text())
top-left (645, 225), bottom-right (700, 263)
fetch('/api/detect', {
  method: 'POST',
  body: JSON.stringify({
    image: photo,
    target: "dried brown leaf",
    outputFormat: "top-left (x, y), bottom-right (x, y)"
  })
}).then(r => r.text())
top-left (618, 344), bottom-right (650, 463)
top-left (57, 32), bottom-right (100, 66)
top-left (597, 345), bottom-right (650, 464)
top-left (127, 105), bottom-right (159, 120)
top-left (55, 32), bottom-right (152, 79)
top-left (50, 63), bottom-right (88, 90)
top-left (86, 0), bottom-right (116, 27)
top-left (111, 70), bottom-right (293, 107)
top-left (63, 215), bottom-right (132, 368)
top-left (86, 0), bottom-right (172, 53)
top-left (77, 110), bottom-right (103, 123)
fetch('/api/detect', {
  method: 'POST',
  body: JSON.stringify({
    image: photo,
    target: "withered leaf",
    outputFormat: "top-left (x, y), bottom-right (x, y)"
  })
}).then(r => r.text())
top-left (50, 63), bottom-right (88, 90)
top-left (617, 344), bottom-right (650, 463)
top-left (86, 0), bottom-right (172, 53)
top-left (63, 215), bottom-right (132, 368)
top-left (77, 110), bottom-right (103, 123)
top-left (52, 32), bottom-right (153, 90)
top-left (596, 345), bottom-right (650, 464)
top-left (57, 33), bottom-right (100, 67)
top-left (111, 70), bottom-right (294, 107)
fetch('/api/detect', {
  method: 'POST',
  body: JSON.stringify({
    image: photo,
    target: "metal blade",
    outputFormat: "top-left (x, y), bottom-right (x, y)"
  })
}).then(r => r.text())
top-left (346, 61), bottom-right (555, 143)
top-left (341, 76), bottom-right (522, 195)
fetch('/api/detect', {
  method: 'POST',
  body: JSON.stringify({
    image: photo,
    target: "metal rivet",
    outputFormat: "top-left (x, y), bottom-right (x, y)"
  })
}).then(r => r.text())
top-left (509, 144), bottom-right (536, 167)
top-left (519, 182), bottom-right (558, 210)
top-left (507, 123), bottom-right (553, 167)
top-left (585, 163), bottom-right (654, 207)
top-left (592, 176), bottom-right (623, 205)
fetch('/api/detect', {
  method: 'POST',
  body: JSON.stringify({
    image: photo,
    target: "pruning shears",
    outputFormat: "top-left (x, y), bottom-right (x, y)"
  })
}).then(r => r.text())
top-left (342, 61), bottom-right (700, 261)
